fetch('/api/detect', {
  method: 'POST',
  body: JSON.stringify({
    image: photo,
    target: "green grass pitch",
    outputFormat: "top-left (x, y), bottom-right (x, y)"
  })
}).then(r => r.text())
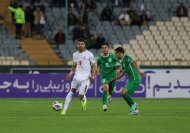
top-left (0, 98), bottom-right (189, 133)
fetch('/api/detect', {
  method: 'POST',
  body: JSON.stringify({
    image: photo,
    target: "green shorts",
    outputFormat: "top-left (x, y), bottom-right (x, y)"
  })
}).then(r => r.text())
top-left (125, 79), bottom-right (141, 95)
top-left (101, 75), bottom-right (116, 92)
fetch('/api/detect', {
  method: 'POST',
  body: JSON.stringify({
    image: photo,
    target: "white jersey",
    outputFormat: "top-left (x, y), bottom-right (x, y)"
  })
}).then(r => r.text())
top-left (73, 50), bottom-right (96, 80)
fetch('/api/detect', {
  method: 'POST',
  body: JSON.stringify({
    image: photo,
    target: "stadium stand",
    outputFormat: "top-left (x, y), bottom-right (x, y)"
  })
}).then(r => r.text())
top-left (119, 17), bottom-right (190, 66)
top-left (0, 0), bottom-right (64, 65)
top-left (86, 0), bottom-right (190, 66)
top-left (0, 0), bottom-right (190, 66)
top-left (0, 25), bottom-right (31, 65)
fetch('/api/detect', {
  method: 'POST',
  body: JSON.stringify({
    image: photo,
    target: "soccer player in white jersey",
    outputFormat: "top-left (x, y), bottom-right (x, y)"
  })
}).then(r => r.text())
top-left (61, 38), bottom-right (97, 115)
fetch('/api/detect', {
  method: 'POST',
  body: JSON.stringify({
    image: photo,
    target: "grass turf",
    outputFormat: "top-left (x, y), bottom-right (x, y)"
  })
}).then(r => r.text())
top-left (0, 98), bottom-right (189, 133)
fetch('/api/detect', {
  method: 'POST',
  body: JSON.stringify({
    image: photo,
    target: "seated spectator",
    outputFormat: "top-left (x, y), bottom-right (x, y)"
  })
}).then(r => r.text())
top-left (140, 4), bottom-right (151, 18)
top-left (85, 0), bottom-right (97, 11)
top-left (128, 6), bottom-right (141, 26)
top-left (100, 6), bottom-right (114, 21)
top-left (95, 33), bottom-right (106, 49)
top-left (54, 28), bottom-right (65, 46)
top-left (72, 24), bottom-right (85, 41)
top-left (88, 33), bottom-right (106, 49)
top-left (140, 10), bottom-right (149, 26)
top-left (176, 2), bottom-right (188, 17)
top-left (68, 10), bottom-right (78, 26)
top-left (140, 5), bottom-right (151, 26)
top-left (117, 10), bottom-right (131, 26)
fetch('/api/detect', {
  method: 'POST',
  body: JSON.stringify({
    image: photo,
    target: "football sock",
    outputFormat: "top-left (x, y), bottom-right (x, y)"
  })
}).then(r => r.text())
top-left (63, 91), bottom-right (74, 110)
top-left (82, 95), bottom-right (86, 101)
top-left (121, 93), bottom-right (134, 107)
top-left (102, 91), bottom-right (107, 105)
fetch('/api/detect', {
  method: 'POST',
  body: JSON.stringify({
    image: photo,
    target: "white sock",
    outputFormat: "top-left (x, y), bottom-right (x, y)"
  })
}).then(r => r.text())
top-left (63, 91), bottom-right (74, 110)
top-left (82, 95), bottom-right (86, 101)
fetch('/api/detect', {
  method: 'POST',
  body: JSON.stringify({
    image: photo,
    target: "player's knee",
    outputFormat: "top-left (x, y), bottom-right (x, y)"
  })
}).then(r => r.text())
top-left (78, 94), bottom-right (84, 100)
top-left (71, 88), bottom-right (76, 93)
top-left (103, 84), bottom-right (109, 91)
top-left (103, 87), bottom-right (108, 91)
top-left (121, 88), bottom-right (128, 94)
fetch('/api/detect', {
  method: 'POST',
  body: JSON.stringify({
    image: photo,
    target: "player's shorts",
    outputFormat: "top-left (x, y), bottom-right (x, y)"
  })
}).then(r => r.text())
top-left (124, 79), bottom-right (141, 95)
top-left (101, 74), bottom-right (116, 91)
top-left (71, 77), bottom-right (90, 95)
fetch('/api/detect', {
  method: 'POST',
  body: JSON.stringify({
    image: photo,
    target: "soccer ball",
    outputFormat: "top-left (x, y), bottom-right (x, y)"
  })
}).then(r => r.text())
top-left (52, 101), bottom-right (63, 111)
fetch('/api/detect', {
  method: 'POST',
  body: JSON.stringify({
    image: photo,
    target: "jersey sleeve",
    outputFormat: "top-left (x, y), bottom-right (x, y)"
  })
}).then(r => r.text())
top-left (73, 54), bottom-right (77, 64)
top-left (113, 54), bottom-right (119, 63)
top-left (89, 52), bottom-right (96, 64)
top-left (125, 55), bottom-right (133, 67)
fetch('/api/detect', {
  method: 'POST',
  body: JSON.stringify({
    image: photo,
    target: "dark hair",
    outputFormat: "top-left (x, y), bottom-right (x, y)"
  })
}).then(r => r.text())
top-left (17, 4), bottom-right (23, 8)
top-left (115, 47), bottom-right (124, 54)
top-left (101, 42), bottom-right (109, 47)
top-left (77, 38), bottom-right (86, 43)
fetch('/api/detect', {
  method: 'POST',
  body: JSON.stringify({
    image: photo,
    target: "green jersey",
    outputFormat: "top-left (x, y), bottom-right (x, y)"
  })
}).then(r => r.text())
top-left (97, 53), bottom-right (118, 77)
top-left (121, 55), bottom-right (141, 81)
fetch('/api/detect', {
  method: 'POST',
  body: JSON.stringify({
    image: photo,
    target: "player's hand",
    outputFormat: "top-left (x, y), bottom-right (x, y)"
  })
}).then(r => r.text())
top-left (89, 75), bottom-right (94, 82)
top-left (65, 72), bottom-right (72, 80)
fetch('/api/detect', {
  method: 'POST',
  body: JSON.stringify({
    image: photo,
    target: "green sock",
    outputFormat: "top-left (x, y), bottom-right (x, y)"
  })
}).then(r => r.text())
top-left (121, 93), bottom-right (135, 107)
top-left (102, 91), bottom-right (107, 105)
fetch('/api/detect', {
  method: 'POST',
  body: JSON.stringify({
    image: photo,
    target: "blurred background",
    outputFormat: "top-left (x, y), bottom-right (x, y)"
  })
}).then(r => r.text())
top-left (0, 0), bottom-right (189, 67)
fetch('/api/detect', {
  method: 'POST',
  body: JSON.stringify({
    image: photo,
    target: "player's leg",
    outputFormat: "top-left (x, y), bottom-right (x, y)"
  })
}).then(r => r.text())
top-left (128, 81), bottom-right (141, 115)
top-left (101, 78), bottom-right (109, 111)
top-left (61, 79), bottom-right (78, 115)
top-left (108, 80), bottom-right (116, 103)
top-left (61, 88), bottom-right (76, 115)
top-left (102, 84), bottom-right (109, 111)
top-left (78, 79), bottom-right (90, 110)
top-left (121, 80), bottom-right (140, 115)
top-left (121, 88), bottom-right (134, 107)
top-left (79, 94), bottom-right (87, 111)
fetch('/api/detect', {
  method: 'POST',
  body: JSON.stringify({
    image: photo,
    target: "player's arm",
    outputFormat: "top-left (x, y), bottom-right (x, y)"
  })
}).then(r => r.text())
top-left (90, 63), bottom-right (97, 81)
top-left (89, 53), bottom-right (97, 81)
top-left (113, 54), bottom-right (122, 73)
top-left (96, 65), bottom-right (100, 75)
top-left (65, 63), bottom-right (77, 80)
top-left (109, 71), bottom-right (125, 84)
top-left (132, 60), bottom-right (144, 77)
top-left (96, 58), bottom-right (100, 75)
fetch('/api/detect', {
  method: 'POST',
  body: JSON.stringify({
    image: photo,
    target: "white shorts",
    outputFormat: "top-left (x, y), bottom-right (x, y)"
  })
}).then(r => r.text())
top-left (71, 77), bottom-right (90, 95)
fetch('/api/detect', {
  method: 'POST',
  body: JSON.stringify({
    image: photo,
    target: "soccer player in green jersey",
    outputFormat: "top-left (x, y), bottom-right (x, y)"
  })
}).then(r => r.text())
top-left (109, 47), bottom-right (144, 115)
top-left (97, 43), bottom-right (119, 111)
